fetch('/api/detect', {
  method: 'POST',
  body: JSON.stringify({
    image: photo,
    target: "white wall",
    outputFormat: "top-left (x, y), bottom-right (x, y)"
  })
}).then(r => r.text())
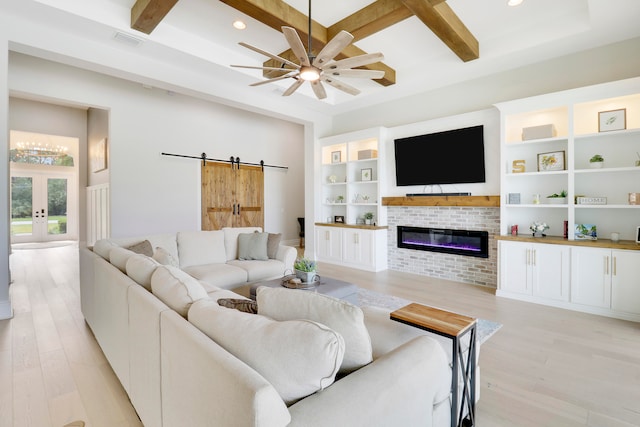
top-left (8, 52), bottom-right (306, 242)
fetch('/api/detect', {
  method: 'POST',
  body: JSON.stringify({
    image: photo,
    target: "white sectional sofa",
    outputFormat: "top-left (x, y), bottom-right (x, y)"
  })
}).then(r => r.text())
top-left (79, 227), bottom-right (453, 427)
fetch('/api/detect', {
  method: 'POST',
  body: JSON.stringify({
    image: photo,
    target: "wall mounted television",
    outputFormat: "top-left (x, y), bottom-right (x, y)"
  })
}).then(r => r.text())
top-left (394, 125), bottom-right (486, 186)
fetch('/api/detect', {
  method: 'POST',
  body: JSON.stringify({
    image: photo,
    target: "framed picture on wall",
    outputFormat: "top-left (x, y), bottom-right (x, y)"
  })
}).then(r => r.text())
top-left (537, 150), bottom-right (565, 172)
top-left (91, 138), bottom-right (107, 173)
top-left (331, 151), bottom-right (341, 163)
top-left (334, 215), bottom-right (344, 223)
top-left (361, 168), bottom-right (372, 181)
top-left (598, 108), bottom-right (626, 132)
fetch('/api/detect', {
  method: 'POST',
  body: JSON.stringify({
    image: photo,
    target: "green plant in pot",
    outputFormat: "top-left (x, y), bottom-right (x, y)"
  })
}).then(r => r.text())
top-left (589, 154), bottom-right (604, 168)
top-left (546, 190), bottom-right (567, 204)
top-left (293, 257), bottom-right (317, 283)
top-left (363, 212), bottom-right (374, 225)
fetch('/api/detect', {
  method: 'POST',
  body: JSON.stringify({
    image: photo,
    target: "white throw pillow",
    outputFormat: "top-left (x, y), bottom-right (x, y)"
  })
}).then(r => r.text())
top-left (109, 247), bottom-right (136, 273)
top-left (93, 239), bottom-right (118, 260)
top-left (188, 299), bottom-right (344, 405)
top-left (151, 265), bottom-right (208, 317)
top-left (152, 246), bottom-right (179, 268)
top-left (126, 254), bottom-right (160, 291)
top-left (177, 230), bottom-right (226, 268)
top-left (257, 287), bottom-right (373, 374)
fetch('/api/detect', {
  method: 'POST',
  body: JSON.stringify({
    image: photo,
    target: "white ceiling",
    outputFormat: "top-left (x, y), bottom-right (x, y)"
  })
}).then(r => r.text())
top-left (5, 0), bottom-right (640, 119)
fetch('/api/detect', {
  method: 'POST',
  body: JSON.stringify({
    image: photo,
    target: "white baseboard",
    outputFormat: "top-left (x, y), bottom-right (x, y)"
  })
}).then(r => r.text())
top-left (0, 299), bottom-right (13, 320)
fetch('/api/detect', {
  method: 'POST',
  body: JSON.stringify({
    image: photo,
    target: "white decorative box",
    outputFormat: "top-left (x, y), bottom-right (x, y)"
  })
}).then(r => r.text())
top-left (522, 124), bottom-right (557, 141)
top-left (576, 196), bottom-right (607, 205)
top-left (357, 149), bottom-right (378, 160)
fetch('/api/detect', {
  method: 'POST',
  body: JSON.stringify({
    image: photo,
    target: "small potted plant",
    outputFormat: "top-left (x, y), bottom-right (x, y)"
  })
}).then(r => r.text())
top-left (589, 154), bottom-right (604, 168)
top-left (363, 212), bottom-right (374, 225)
top-left (546, 190), bottom-right (567, 205)
top-left (293, 257), bottom-right (317, 283)
top-left (335, 195), bottom-right (345, 204)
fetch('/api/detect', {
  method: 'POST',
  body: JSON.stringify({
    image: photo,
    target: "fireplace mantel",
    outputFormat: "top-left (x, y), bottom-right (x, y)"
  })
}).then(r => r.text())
top-left (382, 195), bottom-right (500, 207)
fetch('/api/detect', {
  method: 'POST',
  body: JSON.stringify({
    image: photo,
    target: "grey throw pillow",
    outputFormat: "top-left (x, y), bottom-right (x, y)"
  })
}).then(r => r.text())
top-left (267, 233), bottom-right (282, 259)
top-left (237, 232), bottom-right (269, 260)
top-left (126, 240), bottom-right (154, 257)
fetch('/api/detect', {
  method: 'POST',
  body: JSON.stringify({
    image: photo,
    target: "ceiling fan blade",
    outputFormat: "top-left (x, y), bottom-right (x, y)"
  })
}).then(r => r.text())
top-left (238, 42), bottom-right (300, 69)
top-left (231, 64), bottom-right (297, 72)
top-left (282, 26), bottom-right (310, 67)
top-left (311, 80), bottom-right (327, 100)
top-left (282, 78), bottom-right (304, 96)
top-left (312, 30), bottom-right (354, 67)
top-left (325, 69), bottom-right (385, 79)
top-left (323, 52), bottom-right (384, 71)
top-left (249, 72), bottom-right (297, 87)
top-left (321, 75), bottom-right (360, 96)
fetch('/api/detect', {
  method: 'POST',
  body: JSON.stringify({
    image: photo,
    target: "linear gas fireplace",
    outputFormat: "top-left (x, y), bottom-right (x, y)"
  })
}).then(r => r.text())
top-left (397, 226), bottom-right (489, 258)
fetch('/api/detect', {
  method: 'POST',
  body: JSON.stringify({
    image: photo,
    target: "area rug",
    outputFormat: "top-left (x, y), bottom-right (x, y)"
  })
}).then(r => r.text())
top-left (356, 288), bottom-right (502, 345)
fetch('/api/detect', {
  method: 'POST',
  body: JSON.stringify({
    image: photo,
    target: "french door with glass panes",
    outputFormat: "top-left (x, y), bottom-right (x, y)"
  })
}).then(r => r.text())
top-left (10, 171), bottom-right (75, 243)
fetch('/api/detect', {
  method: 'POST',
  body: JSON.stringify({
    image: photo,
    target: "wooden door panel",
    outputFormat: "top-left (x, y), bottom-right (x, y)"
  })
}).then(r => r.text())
top-left (235, 165), bottom-right (264, 228)
top-left (202, 161), bottom-right (235, 230)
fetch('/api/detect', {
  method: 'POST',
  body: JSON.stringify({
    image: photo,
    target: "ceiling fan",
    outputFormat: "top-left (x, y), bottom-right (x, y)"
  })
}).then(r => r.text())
top-left (231, 0), bottom-right (385, 100)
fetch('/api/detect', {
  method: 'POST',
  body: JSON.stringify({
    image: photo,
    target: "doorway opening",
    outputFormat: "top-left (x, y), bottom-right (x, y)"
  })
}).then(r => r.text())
top-left (9, 131), bottom-right (79, 244)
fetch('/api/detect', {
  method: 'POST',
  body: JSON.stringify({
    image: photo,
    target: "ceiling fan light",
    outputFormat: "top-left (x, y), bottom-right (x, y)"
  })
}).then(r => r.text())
top-left (300, 66), bottom-right (320, 81)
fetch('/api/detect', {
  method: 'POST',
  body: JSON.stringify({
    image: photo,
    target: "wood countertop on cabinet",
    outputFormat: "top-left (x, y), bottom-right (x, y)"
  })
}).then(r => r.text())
top-left (496, 235), bottom-right (640, 251)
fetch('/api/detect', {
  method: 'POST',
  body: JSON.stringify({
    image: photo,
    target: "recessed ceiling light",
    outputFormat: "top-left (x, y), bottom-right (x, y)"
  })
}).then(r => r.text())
top-left (233, 20), bottom-right (246, 30)
top-left (507, 0), bottom-right (524, 6)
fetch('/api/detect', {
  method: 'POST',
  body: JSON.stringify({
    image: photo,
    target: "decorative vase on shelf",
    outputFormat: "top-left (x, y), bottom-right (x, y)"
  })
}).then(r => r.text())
top-left (590, 162), bottom-right (603, 169)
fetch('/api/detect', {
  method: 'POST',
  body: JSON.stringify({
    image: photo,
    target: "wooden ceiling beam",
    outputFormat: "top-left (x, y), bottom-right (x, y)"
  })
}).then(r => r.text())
top-left (131, 0), bottom-right (179, 34)
top-left (401, 0), bottom-right (479, 62)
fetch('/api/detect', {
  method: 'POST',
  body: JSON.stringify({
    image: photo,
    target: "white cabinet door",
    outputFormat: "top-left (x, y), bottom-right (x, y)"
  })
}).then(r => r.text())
top-left (342, 228), bottom-right (374, 268)
top-left (571, 247), bottom-right (611, 308)
top-left (499, 241), bottom-right (531, 295)
top-left (315, 226), bottom-right (342, 263)
top-left (611, 250), bottom-right (640, 315)
top-left (531, 243), bottom-right (570, 302)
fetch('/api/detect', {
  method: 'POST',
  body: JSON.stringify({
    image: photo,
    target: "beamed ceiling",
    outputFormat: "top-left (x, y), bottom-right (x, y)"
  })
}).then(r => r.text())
top-left (130, 0), bottom-right (480, 87)
top-left (3, 0), bottom-right (640, 116)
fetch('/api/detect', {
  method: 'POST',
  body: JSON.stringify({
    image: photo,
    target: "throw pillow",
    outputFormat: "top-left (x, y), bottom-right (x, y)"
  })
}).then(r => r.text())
top-left (267, 233), bottom-right (282, 259)
top-left (152, 246), bottom-right (180, 268)
top-left (257, 286), bottom-right (373, 374)
top-left (151, 265), bottom-right (208, 317)
top-left (125, 239), bottom-right (154, 257)
top-left (109, 247), bottom-right (136, 273)
top-left (93, 239), bottom-right (118, 261)
top-left (237, 232), bottom-right (269, 261)
top-left (188, 299), bottom-right (344, 405)
top-left (125, 254), bottom-right (160, 291)
top-left (217, 298), bottom-right (258, 314)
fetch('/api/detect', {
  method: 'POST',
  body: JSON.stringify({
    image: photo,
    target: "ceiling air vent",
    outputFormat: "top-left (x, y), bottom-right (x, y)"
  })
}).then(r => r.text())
top-left (112, 31), bottom-right (144, 47)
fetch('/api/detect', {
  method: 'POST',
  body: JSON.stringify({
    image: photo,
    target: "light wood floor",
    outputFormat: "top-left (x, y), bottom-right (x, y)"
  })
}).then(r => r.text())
top-left (2, 243), bottom-right (639, 426)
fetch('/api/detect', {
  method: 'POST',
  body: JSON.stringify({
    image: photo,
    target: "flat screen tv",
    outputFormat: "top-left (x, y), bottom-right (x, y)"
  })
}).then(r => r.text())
top-left (394, 125), bottom-right (485, 186)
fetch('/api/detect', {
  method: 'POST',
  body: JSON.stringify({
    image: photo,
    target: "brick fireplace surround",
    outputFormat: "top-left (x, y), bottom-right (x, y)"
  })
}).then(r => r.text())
top-left (387, 206), bottom-right (499, 287)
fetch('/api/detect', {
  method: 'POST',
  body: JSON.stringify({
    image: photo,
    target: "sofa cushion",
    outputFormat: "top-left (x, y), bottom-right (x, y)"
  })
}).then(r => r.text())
top-left (94, 239), bottom-right (119, 261)
top-left (222, 227), bottom-right (262, 261)
top-left (177, 230), bottom-right (226, 268)
top-left (227, 259), bottom-right (285, 282)
top-left (151, 265), bottom-right (208, 317)
top-left (237, 232), bottom-right (269, 261)
top-left (152, 247), bottom-right (179, 268)
top-left (267, 233), bottom-right (282, 259)
top-left (188, 299), bottom-right (344, 405)
top-left (182, 263), bottom-right (248, 291)
top-left (125, 239), bottom-right (154, 257)
top-left (109, 247), bottom-right (137, 273)
top-left (257, 287), bottom-right (373, 374)
top-left (126, 254), bottom-right (160, 291)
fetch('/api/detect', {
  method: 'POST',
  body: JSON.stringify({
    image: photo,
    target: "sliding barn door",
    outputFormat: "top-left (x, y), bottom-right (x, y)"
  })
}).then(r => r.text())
top-left (201, 161), bottom-right (264, 230)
